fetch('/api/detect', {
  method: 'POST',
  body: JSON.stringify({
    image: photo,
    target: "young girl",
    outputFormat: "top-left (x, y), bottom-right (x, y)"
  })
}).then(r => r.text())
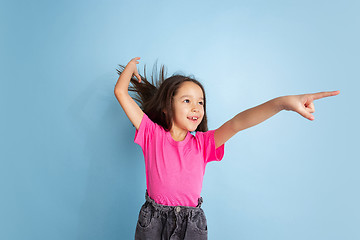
top-left (114, 57), bottom-right (340, 240)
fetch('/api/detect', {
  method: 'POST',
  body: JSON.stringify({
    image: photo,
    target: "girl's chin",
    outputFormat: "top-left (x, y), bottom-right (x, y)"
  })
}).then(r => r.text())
top-left (188, 126), bottom-right (198, 132)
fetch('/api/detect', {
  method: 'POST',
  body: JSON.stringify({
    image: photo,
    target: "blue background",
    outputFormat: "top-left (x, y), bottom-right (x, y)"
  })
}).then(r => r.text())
top-left (1, 0), bottom-right (358, 239)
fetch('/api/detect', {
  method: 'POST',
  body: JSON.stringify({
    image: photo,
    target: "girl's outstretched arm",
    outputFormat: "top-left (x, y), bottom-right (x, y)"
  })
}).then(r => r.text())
top-left (214, 90), bottom-right (340, 148)
top-left (114, 57), bottom-right (144, 130)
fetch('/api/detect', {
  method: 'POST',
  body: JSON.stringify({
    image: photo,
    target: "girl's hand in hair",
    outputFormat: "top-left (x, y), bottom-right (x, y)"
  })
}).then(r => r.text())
top-left (126, 57), bottom-right (142, 83)
top-left (279, 90), bottom-right (340, 121)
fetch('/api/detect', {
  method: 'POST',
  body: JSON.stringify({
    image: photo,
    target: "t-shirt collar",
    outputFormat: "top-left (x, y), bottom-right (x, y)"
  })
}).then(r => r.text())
top-left (165, 130), bottom-right (192, 147)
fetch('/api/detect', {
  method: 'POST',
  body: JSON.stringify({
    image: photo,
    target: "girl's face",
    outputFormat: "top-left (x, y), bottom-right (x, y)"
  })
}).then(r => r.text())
top-left (171, 81), bottom-right (205, 132)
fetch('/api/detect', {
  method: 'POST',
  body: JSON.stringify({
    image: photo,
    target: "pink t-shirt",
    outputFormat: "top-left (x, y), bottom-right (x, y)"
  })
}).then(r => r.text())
top-left (134, 113), bottom-right (225, 207)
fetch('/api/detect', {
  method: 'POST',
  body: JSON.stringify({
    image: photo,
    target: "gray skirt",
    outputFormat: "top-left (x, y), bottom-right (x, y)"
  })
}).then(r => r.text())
top-left (135, 190), bottom-right (208, 240)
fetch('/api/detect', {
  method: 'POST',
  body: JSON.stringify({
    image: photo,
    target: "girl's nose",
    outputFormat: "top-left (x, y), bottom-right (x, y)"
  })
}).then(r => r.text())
top-left (192, 107), bottom-right (199, 112)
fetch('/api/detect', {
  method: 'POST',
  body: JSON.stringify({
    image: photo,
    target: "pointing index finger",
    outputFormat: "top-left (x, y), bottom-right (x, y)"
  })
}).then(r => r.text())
top-left (311, 90), bottom-right (340, 100)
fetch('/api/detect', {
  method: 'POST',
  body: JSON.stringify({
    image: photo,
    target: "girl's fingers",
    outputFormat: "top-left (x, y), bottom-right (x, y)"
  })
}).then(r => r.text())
top-left (298, 107), bottom-right (315, 120)
top-left (130, 57), bottom-right (141, 82)
top-left (131, 57), bottom-right (141, 64)
top-left (303, 97), bottom-right (315, 113)
top-left (307, 102), bottom-right (315, 113)
top-left (290, 90), bottom-right (339, 121)
top-left (311, 90), bottom-right (340, 100)
top-left (136, 74), bottom-right (141, 83)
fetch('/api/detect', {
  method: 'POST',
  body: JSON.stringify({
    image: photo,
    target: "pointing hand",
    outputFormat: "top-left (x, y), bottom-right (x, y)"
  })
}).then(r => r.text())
top-left (280, 91), bottom-right (340, 120)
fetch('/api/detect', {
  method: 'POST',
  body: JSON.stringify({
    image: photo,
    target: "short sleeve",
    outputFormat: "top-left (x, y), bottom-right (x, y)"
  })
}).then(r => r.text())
top-left (134, 113), bottom-right (155, 149)
top-left (197, 130), bottom-right (225, 163)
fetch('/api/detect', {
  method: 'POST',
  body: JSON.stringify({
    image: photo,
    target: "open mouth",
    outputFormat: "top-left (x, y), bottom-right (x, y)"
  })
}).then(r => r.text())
top-left (187, 116), bottom-right (199, 122)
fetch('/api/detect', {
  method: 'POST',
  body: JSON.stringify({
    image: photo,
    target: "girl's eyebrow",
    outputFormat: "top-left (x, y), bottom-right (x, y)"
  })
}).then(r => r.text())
top-left (180, 95), bottom-right (204, 100)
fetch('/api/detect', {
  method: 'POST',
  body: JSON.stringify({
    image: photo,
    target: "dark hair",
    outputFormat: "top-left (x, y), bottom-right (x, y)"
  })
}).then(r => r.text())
top-left (116, 61), bottom-right (208, 132)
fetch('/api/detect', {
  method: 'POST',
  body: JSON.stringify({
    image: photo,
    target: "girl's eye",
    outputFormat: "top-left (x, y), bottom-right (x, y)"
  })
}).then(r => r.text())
top-left (199, 102), bottom-right (204, 105)
top-left (184, 99), bottom-right (190, 103)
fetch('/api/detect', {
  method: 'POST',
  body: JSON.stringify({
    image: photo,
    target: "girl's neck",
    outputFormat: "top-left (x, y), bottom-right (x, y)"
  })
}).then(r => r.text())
top-left (169, 127), bottom-right (188, 142)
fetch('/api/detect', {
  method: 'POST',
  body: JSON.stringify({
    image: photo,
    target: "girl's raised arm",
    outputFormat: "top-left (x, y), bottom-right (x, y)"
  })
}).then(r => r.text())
top-left (114, 57), bottom-right (144, 130)
top-left (214, 91), bottom-right (340, 148)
